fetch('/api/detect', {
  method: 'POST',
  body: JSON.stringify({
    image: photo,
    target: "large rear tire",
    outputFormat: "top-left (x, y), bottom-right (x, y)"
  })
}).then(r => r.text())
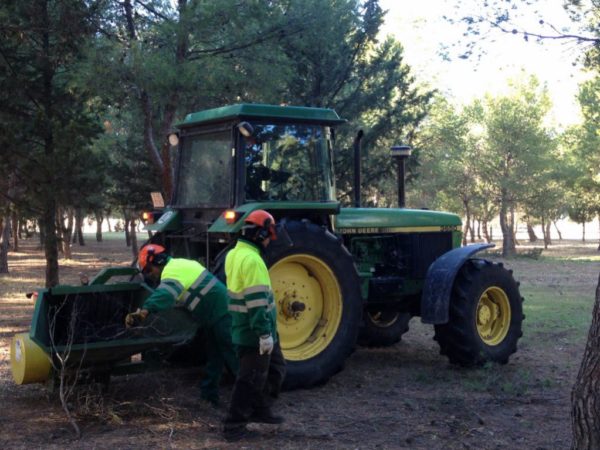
top-left (358, 310), bottom-right (411, 347)
top-left (265, 220), bottom-right (362, 389)
top-left (434, 259), bottom-right (523, 366)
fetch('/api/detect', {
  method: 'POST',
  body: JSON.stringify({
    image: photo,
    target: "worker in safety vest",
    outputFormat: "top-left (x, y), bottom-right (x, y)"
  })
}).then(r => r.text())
top-left (223, 210), bottom-right (286, 440)
top-left (125, 244), bottom-right (238, 406)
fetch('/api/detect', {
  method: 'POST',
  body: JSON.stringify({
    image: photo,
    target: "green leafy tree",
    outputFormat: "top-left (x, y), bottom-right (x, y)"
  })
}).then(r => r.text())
top-left (84, 0), bottom-right (304, 201)
top-left (0, 0), bottom-right (102, 286)
top-left (276, 0), bottom-right (433, 205)
top-left (474, 76), bottom-right (554, 256)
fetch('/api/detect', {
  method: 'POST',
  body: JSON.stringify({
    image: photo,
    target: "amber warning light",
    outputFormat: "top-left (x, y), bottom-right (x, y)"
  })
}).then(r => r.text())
top-left (142, 211), bottom-right (154, 224)
top-left (224, 210), bottom-right (238, 224)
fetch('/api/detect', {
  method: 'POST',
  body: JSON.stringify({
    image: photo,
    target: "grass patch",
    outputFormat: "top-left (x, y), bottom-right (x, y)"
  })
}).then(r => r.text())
top-left (521, 285), bottom-right (593, 345)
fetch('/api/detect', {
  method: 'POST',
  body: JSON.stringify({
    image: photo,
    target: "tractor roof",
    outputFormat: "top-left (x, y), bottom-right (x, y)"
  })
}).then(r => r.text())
top-left (178, 103), bottom-right (346, 128)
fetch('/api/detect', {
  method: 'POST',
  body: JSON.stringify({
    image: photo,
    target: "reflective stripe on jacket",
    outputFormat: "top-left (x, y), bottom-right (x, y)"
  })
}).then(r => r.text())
top-left (142, 257), bottom-right (229, 326)
top-left (225, 239), bottom-right (278, 347)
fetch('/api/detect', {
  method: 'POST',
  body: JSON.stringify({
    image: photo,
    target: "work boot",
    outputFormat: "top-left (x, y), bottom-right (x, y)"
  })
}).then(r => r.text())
top-left (223, 421), bottom-right (256, 442)
top-left (249, 408), bottom-right (285, 425)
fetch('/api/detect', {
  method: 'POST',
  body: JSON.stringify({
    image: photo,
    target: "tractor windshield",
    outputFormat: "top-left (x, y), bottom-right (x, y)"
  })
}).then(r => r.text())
top-left (175, 130), bottom-right (231, 207)
top-left (244, 123), bottom-right (334, 202)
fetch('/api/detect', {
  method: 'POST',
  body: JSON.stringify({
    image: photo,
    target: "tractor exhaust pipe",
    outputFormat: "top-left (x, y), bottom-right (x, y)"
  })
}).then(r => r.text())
top-left (353, 130), bottom-right (364, 208)
top-left (390, 145), bottom-right (412, 208)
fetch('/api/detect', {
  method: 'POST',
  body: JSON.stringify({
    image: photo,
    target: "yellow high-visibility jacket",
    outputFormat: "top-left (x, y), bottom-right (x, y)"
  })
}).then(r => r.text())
top-left (142, 257), bottom-right (228, 326)
top-left (225, 239), bottom-right (278, 347)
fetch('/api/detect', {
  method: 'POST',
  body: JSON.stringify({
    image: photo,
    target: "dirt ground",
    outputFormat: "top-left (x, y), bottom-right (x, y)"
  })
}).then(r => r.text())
top-left (1, 235), bottom-right (599, 449)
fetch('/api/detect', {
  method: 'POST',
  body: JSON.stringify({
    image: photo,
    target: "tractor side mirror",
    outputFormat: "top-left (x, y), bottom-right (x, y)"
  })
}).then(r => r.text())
top-left (237, 121), bottom-right (254, 138)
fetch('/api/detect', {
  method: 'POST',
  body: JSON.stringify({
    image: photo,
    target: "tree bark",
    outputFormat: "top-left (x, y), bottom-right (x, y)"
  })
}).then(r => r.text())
top-left (129, 218), bottom-right (138, 258)
top-left (59, 208), bottom-right (74, 260)
top-left (11, 210), bottom-right (18, 251)
top-left (41, 0), bottom-right (59, 287)
top-left (0, 215), bottom-right (10, 273)
top-left (542, 219), bottom-right (551, 249)
top-left (571, 273), bottom-right (600, 449)
top-left (499, 193), bottom-right (516, 257)
top-left (124, 217), bottom-right (131, 247)
top-left (482, 220), bottom-right (491, 243)
top-left (553, 221), bottom-right (563, 240)
top-left (470, 217), bottom-right (476, 243)
top-left (582, 223), bottom-right (586, 243)
top-left (526, 222), bottom-right (538, 242)
top-left (94, 210), bottom-right (103, 242)
top-left (462, 199), bottom-right (471, 246)
top-left (74, 208), bottom-right (85, 246)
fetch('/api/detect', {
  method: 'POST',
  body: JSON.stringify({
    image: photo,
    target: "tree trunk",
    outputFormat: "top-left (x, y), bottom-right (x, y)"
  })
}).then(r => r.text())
top-left (58, 208), bottom-right (73, 260)
top-left (0, 215), bottom-right (11, 273)
top-left (571, 273), bottom-right (600, 449)
top-left (11, 210), bottom-right (18, 251)
top-left (582, 223), bottom-right (586, 243)
top-left (543, 219), bottom-right (552, 249)
top-left (462, 199), bottom-right (471, 246)
top-left (41, 0), bottom-right (59, 287)
top-left (482, 219), bottom-right (491, 243)
top-left (499, 195), bottom-right (516, 257)
top-left (74, 208), bottom-right (85, 246)
top-left (42, 205), bottom-right (59, 287)
top-left (129, 218), bottom-right (138, 258)
top-left (124, 217), bottom-right (131, 247)
top-left (553, 221), bottom-right (563, 240)
top-left (38, 218), bottom-right (45, 250)
top-left (526, 222), bottom-right (538, 242)
top-left (511, 208), bottom-right (519, 246)
top-left (598, 213), bottom-right (600, 252)
top-left (476, 220), bottom-right (482, 241)
top-left (469, 218), bottom-right (476, 243)
top-left (94, 210), bottom-right (103, 242)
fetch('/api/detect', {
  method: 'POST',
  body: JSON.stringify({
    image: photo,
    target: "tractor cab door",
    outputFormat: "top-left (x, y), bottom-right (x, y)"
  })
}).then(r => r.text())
top-left (238, 123), bottom-right (336, 204)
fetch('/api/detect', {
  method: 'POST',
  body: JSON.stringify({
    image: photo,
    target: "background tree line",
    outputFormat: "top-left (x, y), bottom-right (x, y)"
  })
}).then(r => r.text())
top-left (0, 0), bottom-right (599, 286)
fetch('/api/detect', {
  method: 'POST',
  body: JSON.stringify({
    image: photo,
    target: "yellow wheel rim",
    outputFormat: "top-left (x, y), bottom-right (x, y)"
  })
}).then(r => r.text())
top-left (270, 254), bottom-right (342, 361)
top-left (476, 286), bottom-right (511, 346)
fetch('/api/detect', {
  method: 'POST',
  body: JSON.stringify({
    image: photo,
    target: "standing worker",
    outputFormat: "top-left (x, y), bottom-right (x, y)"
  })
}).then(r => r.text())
top-left (125, 245), bottom-right (238, 406)
top-left (223, 210), bottom-right (286, 441)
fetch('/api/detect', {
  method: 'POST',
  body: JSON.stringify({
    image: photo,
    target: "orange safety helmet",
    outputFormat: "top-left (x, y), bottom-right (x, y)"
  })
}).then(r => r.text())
top-left (244, 210), bottom-right (277, 241)
top-left (138, 244), bottom-right (167, 272)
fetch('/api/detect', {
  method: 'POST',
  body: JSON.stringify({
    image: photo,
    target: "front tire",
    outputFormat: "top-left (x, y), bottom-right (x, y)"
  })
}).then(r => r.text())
top-left (265, 220), bottom-right (362, 389)
top-left (434, 259), bottom-right (523, 366)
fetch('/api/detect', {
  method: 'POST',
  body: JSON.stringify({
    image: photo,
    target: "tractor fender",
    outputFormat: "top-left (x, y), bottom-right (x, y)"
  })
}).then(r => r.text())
top-left (420, 243), bottom-right (495, 324)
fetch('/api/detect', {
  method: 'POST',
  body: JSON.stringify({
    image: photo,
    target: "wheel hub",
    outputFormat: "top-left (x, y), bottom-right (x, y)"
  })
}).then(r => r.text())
top-left (270, 254), bottom-right (342, 361)
top-left (476, 286), bottom-right (511, 346)
top-left (279, 291), bottom-right (306, 319)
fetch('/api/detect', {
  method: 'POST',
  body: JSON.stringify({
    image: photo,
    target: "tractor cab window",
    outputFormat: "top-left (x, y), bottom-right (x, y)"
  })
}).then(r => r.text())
top-left (244, 124), bottom-right (334, 202)
top-left (176, 130), bottom-right (231, 206)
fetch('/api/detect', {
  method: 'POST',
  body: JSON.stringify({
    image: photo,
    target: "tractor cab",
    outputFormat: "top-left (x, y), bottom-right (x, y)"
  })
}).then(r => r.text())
top-left (173, 104), bottom-right (343, 208)
top-left (150, 103), bottom-right (346, 265)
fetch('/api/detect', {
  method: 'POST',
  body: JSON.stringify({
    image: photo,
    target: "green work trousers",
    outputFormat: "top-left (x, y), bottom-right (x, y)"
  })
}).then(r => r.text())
top-left (199, 314), bottom-right (239, 405)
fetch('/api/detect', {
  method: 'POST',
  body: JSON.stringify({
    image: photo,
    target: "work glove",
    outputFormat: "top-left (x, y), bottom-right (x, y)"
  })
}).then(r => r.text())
top-left (259, 334), bottom-right (274, 355)
top-left (125, 308), bottom-right (149, 328)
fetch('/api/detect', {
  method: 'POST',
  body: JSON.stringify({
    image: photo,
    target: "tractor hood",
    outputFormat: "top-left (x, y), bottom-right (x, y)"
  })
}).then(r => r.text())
top-left (335, 208), bottom-right (461, 234)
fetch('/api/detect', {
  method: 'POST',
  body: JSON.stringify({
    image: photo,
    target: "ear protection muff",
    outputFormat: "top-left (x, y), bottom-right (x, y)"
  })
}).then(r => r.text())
top-left (145, 246), bottom-right (168, 267)
top-left (256, 218), bottom-right (272, 242)
top-left (152, 252), bottom-right (169, 266)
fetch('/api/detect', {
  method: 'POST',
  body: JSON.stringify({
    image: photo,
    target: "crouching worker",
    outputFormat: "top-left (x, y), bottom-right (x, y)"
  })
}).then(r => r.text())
top-left (125, 244), bottom-right (238, 406)
top-left (223, 210), bottom-right (286, 441)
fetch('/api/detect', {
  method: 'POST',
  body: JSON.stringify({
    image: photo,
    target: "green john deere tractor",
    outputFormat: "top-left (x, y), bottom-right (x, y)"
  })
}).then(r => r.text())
top-left (145, 103), bottom-right (524, 388)
top-left (10, 103), bottom-right (523, 390)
